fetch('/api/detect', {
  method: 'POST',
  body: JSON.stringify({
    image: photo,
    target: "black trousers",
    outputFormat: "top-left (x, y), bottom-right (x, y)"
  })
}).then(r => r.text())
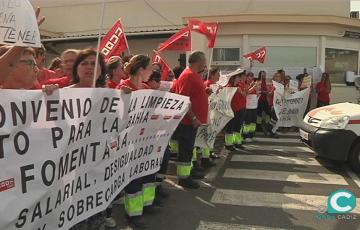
top-left (245, 109), bottom-right (257, 138)
top-left (225, 109), bottom-right (246, 133)
top-left (257, 99), bottom-right (271, 117)
top-left (176, 124), bottom-right (197, 163)
top-left (158, 146), bottom-right (171, 175)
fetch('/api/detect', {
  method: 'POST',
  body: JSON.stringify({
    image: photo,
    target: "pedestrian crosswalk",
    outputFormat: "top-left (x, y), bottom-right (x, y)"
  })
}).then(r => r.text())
top-left (198, 132), bottom-right (360, 229)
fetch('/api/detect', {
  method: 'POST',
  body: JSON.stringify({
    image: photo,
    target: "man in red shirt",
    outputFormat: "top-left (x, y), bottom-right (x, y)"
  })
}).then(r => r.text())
top-left (0, 46), bottom-right (39, 89)
top-left (172, 51), bottom-right (208, 189)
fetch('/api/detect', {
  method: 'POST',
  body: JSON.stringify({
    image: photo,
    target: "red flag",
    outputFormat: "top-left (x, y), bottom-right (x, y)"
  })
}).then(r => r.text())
top-left (188, 19), bottom-right (219, 48)
top-left (158, 27), bottom-right (192, 51)
top-left (100, 19), bottom-right (129, 58)
top-left (152, 51), bottom-right (171, 81)
top-left (243, 47), bottom-right (266, 63)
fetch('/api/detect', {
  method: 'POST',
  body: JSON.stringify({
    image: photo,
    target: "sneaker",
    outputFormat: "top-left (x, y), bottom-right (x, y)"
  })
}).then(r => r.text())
top-left (225, 145), bottom-right (236, 151)
top-left (191, 169), bottom-right (205, 179)
top-left (156, 185), bottom-right (170, 199)
top-left (201, 158), bottom-right (216, 168)
top-left (105, 217), bottom-right (116, 228)
top-left (126, 215), bottom-right (147, 229)
top-left (235, 144), bottom-right (245, 150)
top-left (210, 153), bottom-right (220, 159)
top-left (178, 178), bottom-right (200, 189)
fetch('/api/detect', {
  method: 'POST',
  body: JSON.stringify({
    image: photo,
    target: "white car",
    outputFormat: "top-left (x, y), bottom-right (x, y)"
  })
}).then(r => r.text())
top-left (299, 103), bottom-right (360, 171)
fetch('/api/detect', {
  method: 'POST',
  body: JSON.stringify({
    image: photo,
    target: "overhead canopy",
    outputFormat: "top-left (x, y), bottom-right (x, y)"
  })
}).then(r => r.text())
top-left (29, 0), bottom-right (350, 39)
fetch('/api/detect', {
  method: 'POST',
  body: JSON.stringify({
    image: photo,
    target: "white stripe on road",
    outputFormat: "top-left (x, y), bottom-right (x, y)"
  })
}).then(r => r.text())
top-left (231, 154), bottom-right (321, 166)
top-left (246, 144), bottom-right (314, 153)
top-left (197, 221), bottom-right (290, 230)
top-left (252, 137), bottom-right (301, 143)
top-left (223, 169), bottom-right (348, 185)
top-left (211, 189), bottom-right (360, 214)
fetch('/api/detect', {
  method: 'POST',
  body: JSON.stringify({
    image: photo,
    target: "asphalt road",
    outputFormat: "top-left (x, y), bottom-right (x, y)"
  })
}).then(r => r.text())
top-left (109, 132), bottom-right (360, 230)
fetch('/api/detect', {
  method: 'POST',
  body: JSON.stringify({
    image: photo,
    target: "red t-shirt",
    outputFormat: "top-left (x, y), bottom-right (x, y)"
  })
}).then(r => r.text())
top-left (204, 79), bottom-right (214, 88)
top-left (107, 80), bottom-right (118, 89)
top-left (259, 79), bottom-right (268, 101)
top-left (44, 76), bottom-right (71, 88)
top-left (116, 79), bottom-right (149, 91)
top-left (227, 82), bottom-right (246, 112)
top-left (316, 81), bottom-right (330, 103)
top-left (38, 68), bottom-right (56, 85)
top-left (172, 67), bottom-right (208, 125)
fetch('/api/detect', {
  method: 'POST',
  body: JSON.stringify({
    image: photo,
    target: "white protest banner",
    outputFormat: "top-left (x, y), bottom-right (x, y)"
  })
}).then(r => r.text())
top-left (273, 87), bottom-right (310, 128)
top-left (158, 80), bottom-right (173, 91)
top-left (0, 88), bottom-right (189, 230)
top-left (246, 94), bottom-right (259, 109)
top-left (195, 87), bottom-right (237, 149)
top-left (0, 0), bottom-right (41, 47)
top-left (289, 80), bottom-right (299, 92)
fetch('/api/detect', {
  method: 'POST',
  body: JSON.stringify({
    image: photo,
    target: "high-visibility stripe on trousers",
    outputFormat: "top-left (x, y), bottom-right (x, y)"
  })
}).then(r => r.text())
top-left (169, 139), bottom-right (179, 154)
top-left (201, 147), bottom-right (210, 158)
top-left (124, 191), bottom-right (143, 217)
top-left (225, 133), bottom-right (234, 146)
top-left (143, 182), bottom-right (156, 206)
top-left (233, 132), bottom-right (243, 145)
top-left (177, 162), bottom-right (192, 178)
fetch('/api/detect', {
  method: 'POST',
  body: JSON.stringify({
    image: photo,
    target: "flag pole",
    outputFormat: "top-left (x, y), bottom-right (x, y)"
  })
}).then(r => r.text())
top-left (207, 47), bottom-right (213, 80)
top-left (93, 0), bottom-right (106, 88)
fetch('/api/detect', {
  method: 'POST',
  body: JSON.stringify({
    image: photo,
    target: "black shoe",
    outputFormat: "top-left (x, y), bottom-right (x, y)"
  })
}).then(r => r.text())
top-left (178, 178), bottom-right (200, 189)
top-left (201, 158), bottom-right (216, 168)
top-left (210, 153), bottom-right (220, 159)
top-left (235, 144), bottom-right (245, 150)
top-left (143, 205), bottom-right (161, 214)
top-left (126, 215), bottom-right (147, 229)
top-left (225, 145), bottom-right (236, 151)
top-left (191, 169), bottom-right (205, 179)
top-left (156, 185), bottom-right (170, 199)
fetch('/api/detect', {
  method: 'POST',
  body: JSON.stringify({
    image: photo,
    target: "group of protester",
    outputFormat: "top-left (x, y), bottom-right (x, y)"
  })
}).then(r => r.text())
top-left (0, 8), bottom-right (333, 230)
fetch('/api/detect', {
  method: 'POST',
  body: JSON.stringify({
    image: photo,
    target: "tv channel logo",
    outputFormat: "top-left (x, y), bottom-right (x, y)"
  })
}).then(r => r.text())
top-left (327, 189), bottom-right (356, 214)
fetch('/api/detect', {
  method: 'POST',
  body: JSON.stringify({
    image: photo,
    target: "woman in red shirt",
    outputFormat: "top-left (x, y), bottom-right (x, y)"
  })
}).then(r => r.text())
top-left (243, 72), bottom-right (261, 142)
top-left (106, 56), bottom-right (126, 88)
top-left (224, 69), bottom-right (247, 151)
top-left (316, 72), bottom-right (331, 107)
top-left (117, 55), bottom-right (158, 229)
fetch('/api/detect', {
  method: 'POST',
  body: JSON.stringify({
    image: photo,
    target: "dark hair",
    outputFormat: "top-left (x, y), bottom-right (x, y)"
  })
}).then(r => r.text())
top-left (122, 55), bottom-right (133, 64)
top-left (209, 67), bottom-right (219, 76)
top-left (188, 51), bottom-right (205, 64)
top-left (173, 66), bottom-right (184, 79)
top-left (258, 70), bottom-right (266, 80)
top-left (296, 74), bottom-right (305, 81)
top-left (124, 55), bottom-right (151, 76)
top-left (48, 57), bottom-right (62, 70)
top-left (106, 56), bottom-right (123, 80)
top-left (322, 72), bottom-right (329, 78)
top-left (147, 70), bottom-right (161, 83)
top-left (72, 48), bottom-right (107, 87)
top-left (277, 69), bottom-right (285, 74)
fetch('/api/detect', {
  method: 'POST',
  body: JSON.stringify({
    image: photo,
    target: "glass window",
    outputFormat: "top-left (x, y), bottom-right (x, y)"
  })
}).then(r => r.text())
top-left (213, 48), bottom-right (240, 62)
top-left (325, 48), bottom-right (359, 84)
top-left (250, 46), bottom-right (317, 68)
